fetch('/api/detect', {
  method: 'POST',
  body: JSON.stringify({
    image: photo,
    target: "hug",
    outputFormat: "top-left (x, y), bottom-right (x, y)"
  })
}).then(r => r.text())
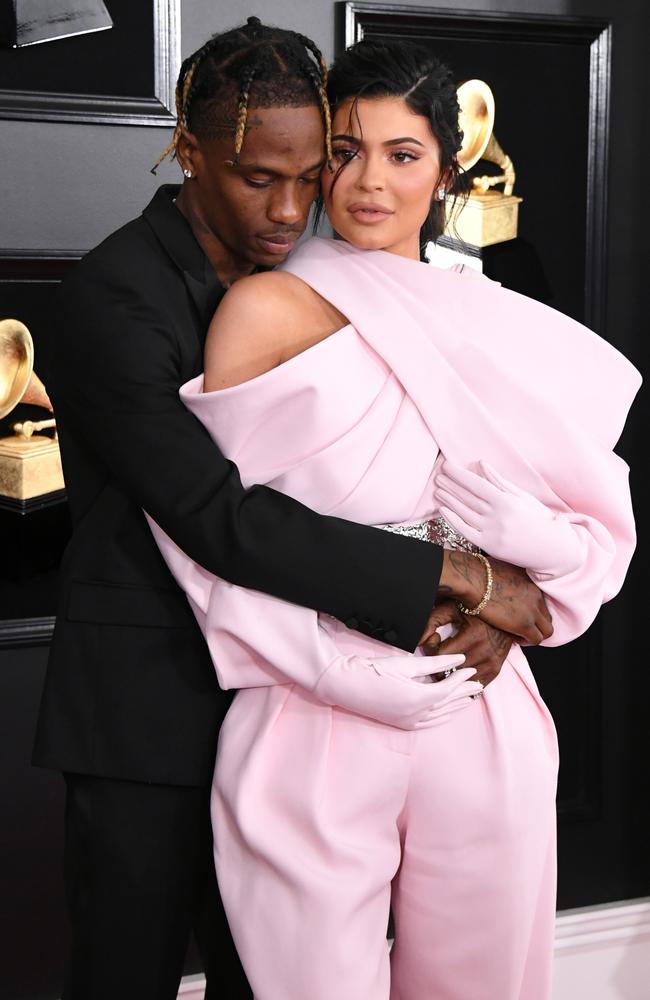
top-left (30, 15), bottom-right (640, 1000)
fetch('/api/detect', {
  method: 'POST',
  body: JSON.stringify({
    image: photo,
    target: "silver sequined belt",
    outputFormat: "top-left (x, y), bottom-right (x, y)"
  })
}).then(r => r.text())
top-left (378, 515), bottom-right (479, 554)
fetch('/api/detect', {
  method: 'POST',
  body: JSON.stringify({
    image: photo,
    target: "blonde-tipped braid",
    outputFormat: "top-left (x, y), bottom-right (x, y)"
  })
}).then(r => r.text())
top-left (232, 65), bottom-right (256, 164)
top-left (297, 58), bottom-right (333, 168)
top-left (179, 60), bottom-right (199, 130)
top-left (294, 31), bottom-right (328, 87)
top-left (151, 20), bottom-right (333, 175)
top-left (150, 56), bottom-right (199, 174)
top-left (292, 32), bottom-right (332, 163)
top-left (318, 82), bottom-right (333, 166)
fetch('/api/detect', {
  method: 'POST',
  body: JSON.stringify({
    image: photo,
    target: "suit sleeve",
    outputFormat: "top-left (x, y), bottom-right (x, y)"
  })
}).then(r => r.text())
top-left (144, 510), bottom-right (388, 692)
top-left (50, 269), bottom-right (441, 652)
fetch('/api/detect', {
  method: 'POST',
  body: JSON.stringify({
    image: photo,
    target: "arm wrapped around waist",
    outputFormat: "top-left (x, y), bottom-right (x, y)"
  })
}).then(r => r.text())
top-left (146, 513), bottom-right (481, 729)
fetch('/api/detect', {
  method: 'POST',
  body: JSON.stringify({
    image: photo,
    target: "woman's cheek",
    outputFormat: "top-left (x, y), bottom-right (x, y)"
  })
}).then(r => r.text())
top-left (401, 172), bottom-right (438, 227)
top-left (323, 174), bottom-right (352, 228)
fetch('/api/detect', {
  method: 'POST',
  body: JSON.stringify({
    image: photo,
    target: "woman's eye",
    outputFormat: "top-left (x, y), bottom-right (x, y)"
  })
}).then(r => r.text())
top-left (392, 151), bottom-right (418, 164)
top-left (332, 147), bottom-right (358, 162)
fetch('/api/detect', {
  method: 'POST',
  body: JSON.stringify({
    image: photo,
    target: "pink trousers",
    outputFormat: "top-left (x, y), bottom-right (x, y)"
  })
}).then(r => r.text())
top-left (212, 649), bottom-right (558, 1000)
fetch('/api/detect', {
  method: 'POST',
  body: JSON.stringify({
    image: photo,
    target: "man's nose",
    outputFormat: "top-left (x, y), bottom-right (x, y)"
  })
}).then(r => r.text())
top-left (267, 185), bottom-right (305, 226)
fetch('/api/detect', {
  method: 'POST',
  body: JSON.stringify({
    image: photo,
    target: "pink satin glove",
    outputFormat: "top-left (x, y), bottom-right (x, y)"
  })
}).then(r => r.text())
top-left (434, 458), bottom-right (582, 577)
top-left (314, 653), bottom-right (482, 731)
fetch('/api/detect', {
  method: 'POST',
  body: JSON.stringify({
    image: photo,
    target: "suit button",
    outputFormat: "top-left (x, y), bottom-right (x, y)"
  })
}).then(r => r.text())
top-left (345, 616), bottom-right (359, 630)
top-left (384, 629), bottom-right (398, 644)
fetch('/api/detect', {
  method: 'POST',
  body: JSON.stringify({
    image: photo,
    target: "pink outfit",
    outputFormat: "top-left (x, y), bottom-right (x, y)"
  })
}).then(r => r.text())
top-left (147, 239), bottom-right (640, 1000)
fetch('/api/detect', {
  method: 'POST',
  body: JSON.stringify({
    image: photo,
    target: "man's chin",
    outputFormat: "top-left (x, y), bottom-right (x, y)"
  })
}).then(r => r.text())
top-left (257, 248), bottom-right (291, 264)
top-left (251, 234), bottom-right (302, 264)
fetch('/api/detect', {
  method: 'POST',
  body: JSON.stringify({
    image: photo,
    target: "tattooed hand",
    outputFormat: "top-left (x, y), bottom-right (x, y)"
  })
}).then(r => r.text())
top-left (433, 550), bottom-right (553, 646)
top-left (418, 599), bottom-right (512, 688)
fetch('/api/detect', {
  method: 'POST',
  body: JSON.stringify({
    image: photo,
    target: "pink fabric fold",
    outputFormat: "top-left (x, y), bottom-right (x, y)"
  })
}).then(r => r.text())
top-left (280, 239), bottom-right (641, 642)
top-left (146, 237), bottom-right (639, 699)
top-left (146, 324), bottom-right (441, 695)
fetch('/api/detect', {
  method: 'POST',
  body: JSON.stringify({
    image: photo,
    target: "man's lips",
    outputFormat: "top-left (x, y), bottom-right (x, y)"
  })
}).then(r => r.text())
top-left (256, 233), bottom-right (301, 255)
top-left (347, 202), bottom-right (394, 224)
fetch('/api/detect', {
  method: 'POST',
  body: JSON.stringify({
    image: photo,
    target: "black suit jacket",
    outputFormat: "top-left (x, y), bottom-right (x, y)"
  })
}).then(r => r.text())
top-left (32, 186), bottom-right (441, 786)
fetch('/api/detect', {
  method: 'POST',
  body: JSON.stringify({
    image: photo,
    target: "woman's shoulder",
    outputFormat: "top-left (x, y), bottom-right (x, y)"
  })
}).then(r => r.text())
top-left (216, 269), bottom-right (319, 328)
top-left (204, 269), bottom-right (347, 391)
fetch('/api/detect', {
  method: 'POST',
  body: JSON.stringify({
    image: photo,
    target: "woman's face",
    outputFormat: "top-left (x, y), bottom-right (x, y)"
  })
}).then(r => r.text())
top-left (321, 96), bottom-right (442, 260)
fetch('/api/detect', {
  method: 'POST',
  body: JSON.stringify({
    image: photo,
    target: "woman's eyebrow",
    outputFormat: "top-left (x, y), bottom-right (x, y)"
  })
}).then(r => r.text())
top-left (384, 137), bottom-right (425, 147)
top-left (331, 133), bottom-right (425, 148)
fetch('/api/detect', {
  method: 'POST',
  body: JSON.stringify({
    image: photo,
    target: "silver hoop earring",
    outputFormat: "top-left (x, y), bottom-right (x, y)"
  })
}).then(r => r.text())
top-left (183, 168), bottom-right (193, 178)
top-left (437, 187), bottom-right (446, 201)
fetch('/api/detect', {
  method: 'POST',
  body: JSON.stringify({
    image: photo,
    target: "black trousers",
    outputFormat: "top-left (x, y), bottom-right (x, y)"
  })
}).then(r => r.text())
top-left (62, 773), bottom-right (252, 1000)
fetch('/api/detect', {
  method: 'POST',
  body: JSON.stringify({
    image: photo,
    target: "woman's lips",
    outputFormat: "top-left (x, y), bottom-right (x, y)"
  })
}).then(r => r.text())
top-left (257, 234), bottom-right (298, 255)
top-left (348, 203), bottom-right (393, 224)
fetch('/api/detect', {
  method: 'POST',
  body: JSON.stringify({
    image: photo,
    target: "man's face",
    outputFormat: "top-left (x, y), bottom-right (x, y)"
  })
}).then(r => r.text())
top-left (184, 104), bottom-right (325, 268)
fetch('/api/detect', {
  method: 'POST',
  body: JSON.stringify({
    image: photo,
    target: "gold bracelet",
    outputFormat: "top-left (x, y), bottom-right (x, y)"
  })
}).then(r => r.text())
top-left (457, 552), bottom-right (493, 616)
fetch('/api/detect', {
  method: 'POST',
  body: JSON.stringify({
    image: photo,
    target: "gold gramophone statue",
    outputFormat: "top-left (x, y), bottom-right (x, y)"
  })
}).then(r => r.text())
top-left (447, 80), bottom-right (523, 248)
top-left (0, 319), bottom-right (64, 502)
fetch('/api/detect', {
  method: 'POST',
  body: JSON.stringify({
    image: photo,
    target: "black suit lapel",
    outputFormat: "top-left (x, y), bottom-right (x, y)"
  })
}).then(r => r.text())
top-left (182, 266), bottom-right (224, 331)
top-left (142, 185), bottom-right (225, 334)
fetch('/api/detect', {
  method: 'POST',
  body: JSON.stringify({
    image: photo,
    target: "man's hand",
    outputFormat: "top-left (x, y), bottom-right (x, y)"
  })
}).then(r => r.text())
top-left (419, 600), bottom-right (513, 688)
top-left (435, 550), bottom-right (553, 646)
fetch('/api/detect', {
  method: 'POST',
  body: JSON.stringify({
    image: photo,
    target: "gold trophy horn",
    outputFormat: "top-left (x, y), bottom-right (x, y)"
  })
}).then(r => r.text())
top-left (0, 319), bottom-right (34, 420)
top-left (0, 319), bottom-right (62, 502)
top-left (0, 319), bottom-right (53, 418)
top-left (446, 80), bottom-right (523, 248)
top-left (456, 79), bottom-right (495, 172)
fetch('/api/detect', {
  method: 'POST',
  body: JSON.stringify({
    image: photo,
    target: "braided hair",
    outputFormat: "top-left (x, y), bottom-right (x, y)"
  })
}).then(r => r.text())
top-left (322, 39), bottom-right (470, 247)
top-left (152, 16), bottom-right (332, 173)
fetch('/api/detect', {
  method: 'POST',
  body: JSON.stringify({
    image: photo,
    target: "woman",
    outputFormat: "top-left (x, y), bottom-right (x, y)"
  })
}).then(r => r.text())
top-left (148, 39), bottom-right (639, 1000)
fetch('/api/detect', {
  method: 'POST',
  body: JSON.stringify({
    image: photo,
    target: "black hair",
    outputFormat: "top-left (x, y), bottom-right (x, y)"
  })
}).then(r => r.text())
top-left (152, 16), bottom-right (332, 173)
top-left (319, 38), bottom-right (469, 248)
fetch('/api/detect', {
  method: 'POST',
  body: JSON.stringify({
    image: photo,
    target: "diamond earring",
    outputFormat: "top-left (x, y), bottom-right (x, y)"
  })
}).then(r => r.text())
top-left (437, 187), bottom-right (446, 201)
top-left (183, 168), bottom-right (193, 178)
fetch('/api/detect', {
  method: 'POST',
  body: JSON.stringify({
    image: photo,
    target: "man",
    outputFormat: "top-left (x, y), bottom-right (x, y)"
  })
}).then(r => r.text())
top-left (33, 19), bottom-right (551, 1000)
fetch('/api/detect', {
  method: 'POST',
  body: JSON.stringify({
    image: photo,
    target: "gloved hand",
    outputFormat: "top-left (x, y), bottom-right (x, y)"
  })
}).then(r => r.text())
top-left (314, 652), bottom-right (481, 731)
top-left (434, 458), bottom-right (582, 577)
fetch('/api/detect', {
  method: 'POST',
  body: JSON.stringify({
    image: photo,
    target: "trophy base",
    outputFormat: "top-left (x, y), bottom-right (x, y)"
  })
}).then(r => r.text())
top-left (445, 190), bottom-right (523, 248)
top-left (0, 435), bottom-right (65, 501)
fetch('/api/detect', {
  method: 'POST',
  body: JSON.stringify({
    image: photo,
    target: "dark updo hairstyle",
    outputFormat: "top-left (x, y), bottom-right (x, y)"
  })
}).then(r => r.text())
top-left (322, 38), bottom-right (469, 249)
top-left (153, 16), bottom-right (332, 172)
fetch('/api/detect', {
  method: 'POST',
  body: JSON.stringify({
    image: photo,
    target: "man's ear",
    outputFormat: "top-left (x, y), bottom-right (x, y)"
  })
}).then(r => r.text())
top-left (176, 128), bottom-right (201, 177)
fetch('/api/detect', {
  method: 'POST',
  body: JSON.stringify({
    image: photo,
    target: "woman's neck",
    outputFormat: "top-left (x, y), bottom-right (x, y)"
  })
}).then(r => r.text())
top-left (333, 231), bottom-right (421, 262)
